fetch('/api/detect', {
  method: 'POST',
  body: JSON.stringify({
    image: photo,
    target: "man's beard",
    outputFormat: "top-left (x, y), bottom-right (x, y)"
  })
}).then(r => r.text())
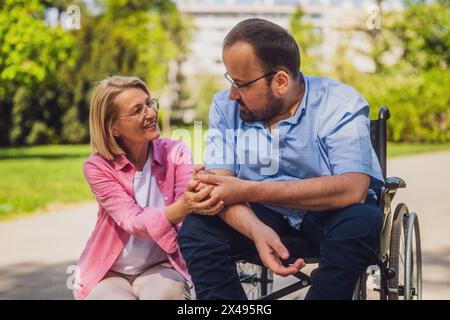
top-left (238, 91), bottom-right (284, 122)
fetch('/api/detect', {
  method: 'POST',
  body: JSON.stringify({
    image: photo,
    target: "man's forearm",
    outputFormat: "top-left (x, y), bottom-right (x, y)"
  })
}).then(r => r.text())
top-left (204, 169), bottom-right (263, 240)
top-left (218, 204), bottom-right (263, 241)
top-left (246, 173), bottom-right (369, 211)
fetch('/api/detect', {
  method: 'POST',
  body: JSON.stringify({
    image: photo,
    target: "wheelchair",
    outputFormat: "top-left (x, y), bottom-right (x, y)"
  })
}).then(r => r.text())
top-left (237, 106), bottom-right (423, 300)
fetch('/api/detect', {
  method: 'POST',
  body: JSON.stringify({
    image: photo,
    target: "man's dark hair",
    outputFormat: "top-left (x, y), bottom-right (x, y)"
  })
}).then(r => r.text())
top-left (223, 18), bottom-right (301, 80)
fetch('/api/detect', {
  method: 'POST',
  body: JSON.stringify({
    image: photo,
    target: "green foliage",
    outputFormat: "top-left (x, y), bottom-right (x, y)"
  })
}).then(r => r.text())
top-left (393, 2), bottom-right (449, 70)
top-left (9, 87), bottom-right (34, 145)
top-left (353, 69), bottom-right (450, 143)
top-left (0, 0), bottom-right (75, 90)
top-left (0, 0), bottom-right (191, 146)
top-left (289, 6), bottom-right (323, 74)
top-left (332, 1), bottom-right (450, 143)
top-left (55, 0), bottom-right (192, 140)
top-left (61, 107), bottom-right (88, 143)
top-left (190, 75), bottom-right (223, 124)
top-left (26, 121), bottom-right (58, 145)
top-left (0, 0), bottom-right (76, 145)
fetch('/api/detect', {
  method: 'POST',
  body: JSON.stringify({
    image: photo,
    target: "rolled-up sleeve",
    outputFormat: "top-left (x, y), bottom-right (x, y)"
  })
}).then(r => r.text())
top-left (204, 98), bottom-right (237, 173)
top-left (172, 142), bottom-right (194, 201)
top-left (321, 94), bottom-right (384, 188)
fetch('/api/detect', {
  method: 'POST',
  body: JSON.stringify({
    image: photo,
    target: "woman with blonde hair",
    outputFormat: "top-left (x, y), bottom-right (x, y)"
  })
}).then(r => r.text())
top-left (73, 76), bottom-right (223, 300)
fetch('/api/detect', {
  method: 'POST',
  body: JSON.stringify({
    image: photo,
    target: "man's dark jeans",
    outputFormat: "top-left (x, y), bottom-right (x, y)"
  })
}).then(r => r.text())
top-left (178, 199), bottom-right (382, 300)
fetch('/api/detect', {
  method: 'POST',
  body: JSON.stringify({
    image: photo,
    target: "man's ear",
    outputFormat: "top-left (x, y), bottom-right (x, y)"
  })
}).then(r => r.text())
top-left (274, 70), bottom-right (289, 95)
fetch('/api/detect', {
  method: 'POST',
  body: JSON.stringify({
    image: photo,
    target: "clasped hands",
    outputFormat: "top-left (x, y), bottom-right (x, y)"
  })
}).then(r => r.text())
top-left (182, 165), bottom-right (305, 276)
top-left (182, 165), bottom-right (246, 216)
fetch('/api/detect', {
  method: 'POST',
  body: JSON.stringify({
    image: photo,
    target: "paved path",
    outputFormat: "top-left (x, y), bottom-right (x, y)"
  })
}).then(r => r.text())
top-left (1, 152), bottom-right (449, 299)
top-left (276, 151), bottom-right (450, 299)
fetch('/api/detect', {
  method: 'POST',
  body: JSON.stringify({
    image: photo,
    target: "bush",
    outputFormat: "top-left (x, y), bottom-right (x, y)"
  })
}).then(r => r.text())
top-left (61, 107), bottom-right (89, 144)
top-left (355, 69), bottom-right (450, 143)
top-left (190, 74), bottom-right (223, 124)
top-left (25, 121), bottom-right (58, 145)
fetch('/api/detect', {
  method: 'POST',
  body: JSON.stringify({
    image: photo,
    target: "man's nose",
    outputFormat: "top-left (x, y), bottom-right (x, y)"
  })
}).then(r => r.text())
top-left (228, 86), bottom-right (240, 101)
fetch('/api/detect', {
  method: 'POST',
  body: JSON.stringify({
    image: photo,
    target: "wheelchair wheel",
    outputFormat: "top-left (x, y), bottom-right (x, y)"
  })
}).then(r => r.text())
top-left (237, 262), bottom-right (273, 300)
top-left (388, 203), bottom-right (422, 300)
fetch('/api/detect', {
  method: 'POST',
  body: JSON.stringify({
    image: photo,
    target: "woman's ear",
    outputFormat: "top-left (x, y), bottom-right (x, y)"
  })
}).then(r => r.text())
top-left (111, 124), bottom-right (120, 138)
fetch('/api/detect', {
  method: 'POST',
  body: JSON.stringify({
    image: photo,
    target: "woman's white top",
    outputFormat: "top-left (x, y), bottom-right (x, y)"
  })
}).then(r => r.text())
top-left (110, 153), bottom-right (168, 275)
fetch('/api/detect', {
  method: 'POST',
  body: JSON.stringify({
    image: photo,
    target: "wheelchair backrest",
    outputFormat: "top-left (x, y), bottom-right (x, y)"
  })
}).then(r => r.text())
top-left (370, 106), bottom-right (389, 179)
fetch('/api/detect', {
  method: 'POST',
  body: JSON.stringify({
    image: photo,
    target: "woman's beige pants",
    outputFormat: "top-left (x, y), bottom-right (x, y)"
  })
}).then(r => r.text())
top-left (85, 263), bottom-right (191, 300)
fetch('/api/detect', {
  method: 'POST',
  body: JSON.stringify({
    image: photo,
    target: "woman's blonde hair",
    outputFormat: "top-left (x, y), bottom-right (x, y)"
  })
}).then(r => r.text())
top-left (89, 76), bottom-right (150, 161)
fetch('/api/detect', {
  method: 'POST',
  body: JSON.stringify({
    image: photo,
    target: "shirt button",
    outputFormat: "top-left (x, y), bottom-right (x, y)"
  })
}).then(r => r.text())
top-left (164, 196), bottom-right (168, 200)
top-left (158, 180), bottom-right (162, 184)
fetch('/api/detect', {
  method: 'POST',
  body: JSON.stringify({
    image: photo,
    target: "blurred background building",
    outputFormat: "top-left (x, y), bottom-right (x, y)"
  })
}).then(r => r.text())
top-left (176, 0), bottom-right (404, 77)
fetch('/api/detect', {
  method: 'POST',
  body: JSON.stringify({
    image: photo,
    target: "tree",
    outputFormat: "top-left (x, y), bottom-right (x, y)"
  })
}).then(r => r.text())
top-left (331, 1), bottom-right (450, 143)
top-left (289, 6), bottom-right (323, 75)
top-left (0, 0), bottom-right (76, 145)
top-left (0, 0), bottom-right (193, 145)
top-left (393, 1), bottom-right (450, 71)
top-left (56, 0), bottom-right (192, 142)
top-left (190, 75), bottom-right (223, 125)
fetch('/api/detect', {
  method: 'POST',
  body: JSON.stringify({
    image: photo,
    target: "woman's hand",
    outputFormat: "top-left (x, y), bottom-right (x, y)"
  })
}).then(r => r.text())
top-left (182, 178), bottom-right (224, 216)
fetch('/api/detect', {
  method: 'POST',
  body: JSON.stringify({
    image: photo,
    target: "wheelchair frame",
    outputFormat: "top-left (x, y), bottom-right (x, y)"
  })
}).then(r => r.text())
top-left (238, 106), bottom-right (423, 300)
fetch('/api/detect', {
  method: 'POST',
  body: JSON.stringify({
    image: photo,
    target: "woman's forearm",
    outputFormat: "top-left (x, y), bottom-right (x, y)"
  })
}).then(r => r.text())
top-left (164, 198), bottom-right (190, 225)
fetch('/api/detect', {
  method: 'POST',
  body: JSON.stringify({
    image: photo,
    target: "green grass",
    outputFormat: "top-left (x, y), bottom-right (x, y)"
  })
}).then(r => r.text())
top-left (1, 141), bottom-right (450, 219)
top-left (0, 145), bottom-right (93, 219)
top-left (388, 142), bottom-right (450, 157)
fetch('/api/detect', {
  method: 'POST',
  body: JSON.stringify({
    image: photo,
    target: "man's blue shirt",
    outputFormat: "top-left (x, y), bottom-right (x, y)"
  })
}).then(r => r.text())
top-left (204, 74), bottom-right (384, 229)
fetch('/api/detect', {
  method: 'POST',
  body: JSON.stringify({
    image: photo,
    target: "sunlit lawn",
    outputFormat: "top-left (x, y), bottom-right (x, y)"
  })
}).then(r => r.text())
top-left (387, 142), bottom-right (450, 157)
top-left (1, 141), bottom-right (450, 219)
top-left (0, 145), bottom-right (93, 219)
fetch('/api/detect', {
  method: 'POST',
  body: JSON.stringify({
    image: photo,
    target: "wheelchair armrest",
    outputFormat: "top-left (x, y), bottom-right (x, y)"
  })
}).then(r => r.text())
top-left (385, 176), bottom-right (406, 189)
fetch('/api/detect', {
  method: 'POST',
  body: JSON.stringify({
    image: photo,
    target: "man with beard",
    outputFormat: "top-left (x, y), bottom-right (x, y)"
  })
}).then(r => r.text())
top-left (178, 18), bottom-right (384, 300)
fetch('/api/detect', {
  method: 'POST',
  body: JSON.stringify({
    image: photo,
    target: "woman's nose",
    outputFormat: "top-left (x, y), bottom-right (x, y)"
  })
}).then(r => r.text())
top-left (144, 105), bottom-right (157, 119)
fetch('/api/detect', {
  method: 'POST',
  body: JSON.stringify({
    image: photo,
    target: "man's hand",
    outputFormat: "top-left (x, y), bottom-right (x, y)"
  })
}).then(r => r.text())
top-left (250, 224), bottom-right (305, 276)
top-left (195, 173), bottom-right (251, 205)
top-left (193, 165), bottom-right (216, 192)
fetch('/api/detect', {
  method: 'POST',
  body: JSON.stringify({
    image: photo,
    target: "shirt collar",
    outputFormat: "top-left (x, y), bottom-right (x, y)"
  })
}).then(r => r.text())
top-left (112, 140), bottom-right (163, 172)
top-left (151, 139), bottom-right (163, 166)
top-left (284, 72), bottom-right (308, 125)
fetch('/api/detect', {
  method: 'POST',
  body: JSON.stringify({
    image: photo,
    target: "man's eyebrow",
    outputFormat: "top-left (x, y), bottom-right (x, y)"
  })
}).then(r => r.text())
top-left (232, 77), bottom-right (245, 83)
top-left (227, 73), bottom-right (243, 82)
